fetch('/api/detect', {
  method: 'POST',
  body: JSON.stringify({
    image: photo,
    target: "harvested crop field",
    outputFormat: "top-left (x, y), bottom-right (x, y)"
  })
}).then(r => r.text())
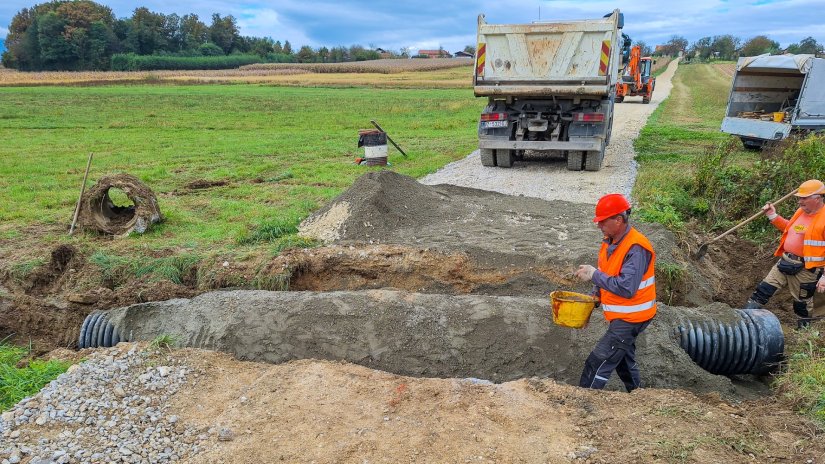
top-left (0, 60), bottom-right (473, 87)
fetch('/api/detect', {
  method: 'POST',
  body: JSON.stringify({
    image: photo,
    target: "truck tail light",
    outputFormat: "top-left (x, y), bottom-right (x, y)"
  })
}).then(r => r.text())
top-left (573, 112), bottom-right (605, 122)
top-left (480, 112), bottom-right (508, 121)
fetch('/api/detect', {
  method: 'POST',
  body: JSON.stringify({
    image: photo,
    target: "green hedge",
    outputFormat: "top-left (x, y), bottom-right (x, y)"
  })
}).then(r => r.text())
top-left (111, 54), bottom-right (263, 71)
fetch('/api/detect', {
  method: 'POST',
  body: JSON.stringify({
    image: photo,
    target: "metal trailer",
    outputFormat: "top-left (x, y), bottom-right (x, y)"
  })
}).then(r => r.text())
top-left (721, 54), bottom-right (825, 149)
top-left (474, 10), bottom-right (626, 171)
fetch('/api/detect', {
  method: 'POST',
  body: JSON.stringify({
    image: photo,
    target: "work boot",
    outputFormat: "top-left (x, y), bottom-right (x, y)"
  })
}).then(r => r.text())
top-left (744, 299), bottom-right (762, 310)
top-left (797, 317), bottom-right (812, 330)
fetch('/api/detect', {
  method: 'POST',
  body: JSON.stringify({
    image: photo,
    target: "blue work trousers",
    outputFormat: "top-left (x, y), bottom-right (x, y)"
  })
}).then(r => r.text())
top-left (579, 318), bottom-right (651, 392)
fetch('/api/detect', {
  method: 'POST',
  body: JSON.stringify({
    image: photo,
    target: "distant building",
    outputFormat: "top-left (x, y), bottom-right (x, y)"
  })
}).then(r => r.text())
top-left (454, 51), bottom-right (474, 58)
top-left (417, 49), bottom-right (452, 58)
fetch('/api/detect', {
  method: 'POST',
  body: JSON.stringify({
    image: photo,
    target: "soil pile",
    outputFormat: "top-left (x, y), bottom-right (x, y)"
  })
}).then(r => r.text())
top-left (299, 171), bottom-right (716, 304)
top-left (5, 345), bottom-right (821, 464)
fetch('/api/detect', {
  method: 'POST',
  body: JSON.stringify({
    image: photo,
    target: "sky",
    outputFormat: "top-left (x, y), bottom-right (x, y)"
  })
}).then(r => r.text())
top-left (2, 0), bottom-right (825, 55)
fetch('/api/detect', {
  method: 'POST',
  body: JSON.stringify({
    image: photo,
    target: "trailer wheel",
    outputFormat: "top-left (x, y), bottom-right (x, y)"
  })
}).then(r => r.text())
top-left (480, 149), bottom-right (497, 166)
top-left (740, 137), bottom-right (764, 151)
top-left (567, 151), bottom-right (584, 171)
top-left (584, 148), bottom-right (605, 171)
top-left (496, 150), bottom-right (514, 168)
top-left (615, 96), bottom-right (624, 103)
top-left (642, 96), bottom-right (650, 104)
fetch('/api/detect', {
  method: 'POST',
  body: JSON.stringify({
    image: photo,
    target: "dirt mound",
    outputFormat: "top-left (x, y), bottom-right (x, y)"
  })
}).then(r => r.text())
top-left (299, 171), bottom-right (716, 303)
top-left (77, 173), bottom-right (162, 236)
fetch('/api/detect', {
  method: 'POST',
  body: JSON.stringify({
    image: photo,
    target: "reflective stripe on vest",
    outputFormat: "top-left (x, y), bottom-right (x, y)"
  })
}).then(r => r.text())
top-left (638, 276), bottom-right (655, 290)
top-left (804, 240), bottom-right (825, 247)
top-left (602, 300), bottom-right (655, 314)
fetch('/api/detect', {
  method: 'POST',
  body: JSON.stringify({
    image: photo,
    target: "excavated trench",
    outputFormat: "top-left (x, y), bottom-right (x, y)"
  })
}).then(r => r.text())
top-left (60, 171), bottom-right (787, 398)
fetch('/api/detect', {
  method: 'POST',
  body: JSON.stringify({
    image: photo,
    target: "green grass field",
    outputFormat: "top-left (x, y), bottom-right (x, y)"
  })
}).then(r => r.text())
top-left (0, 85), bottom-right (482, 261)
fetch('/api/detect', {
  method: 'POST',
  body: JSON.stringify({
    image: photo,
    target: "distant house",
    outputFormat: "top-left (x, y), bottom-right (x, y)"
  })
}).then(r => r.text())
top-left (454, 51), bottom-right (474, 58)
top-left (417, 49), bottom-right (452, 58)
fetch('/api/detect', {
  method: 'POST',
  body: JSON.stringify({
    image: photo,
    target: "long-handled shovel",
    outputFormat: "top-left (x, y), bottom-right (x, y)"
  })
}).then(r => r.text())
top-left (693, 188), bottom-right (798, 260)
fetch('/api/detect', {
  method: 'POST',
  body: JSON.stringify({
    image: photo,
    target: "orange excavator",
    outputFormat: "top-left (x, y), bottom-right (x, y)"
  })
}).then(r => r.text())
top-left (616, 46), bottom-right (655, 104)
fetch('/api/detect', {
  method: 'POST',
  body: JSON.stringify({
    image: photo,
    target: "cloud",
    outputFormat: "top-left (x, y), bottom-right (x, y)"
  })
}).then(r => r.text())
top-left (0, 26), bottom-right (8, 39)
top-left (234, 8), bottom-right (312, 45)
top-left (1, 0), bottom-right (824, 53)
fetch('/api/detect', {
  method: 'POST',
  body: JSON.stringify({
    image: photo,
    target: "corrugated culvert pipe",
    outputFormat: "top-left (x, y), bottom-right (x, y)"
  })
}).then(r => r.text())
top-left (674, 308), bottom-right (784, 375)
top-left (78, 310), bottom-right (121, 349)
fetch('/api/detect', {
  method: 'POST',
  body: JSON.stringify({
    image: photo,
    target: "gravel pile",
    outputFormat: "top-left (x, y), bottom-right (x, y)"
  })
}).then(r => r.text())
top-left (0, 344), bottom-right (209, 464)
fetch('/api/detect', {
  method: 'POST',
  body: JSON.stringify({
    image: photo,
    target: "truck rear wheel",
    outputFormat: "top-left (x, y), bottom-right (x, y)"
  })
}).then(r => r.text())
top-left (584, 148), bottom-right (605, 171)
top-left (642, 96), bottom-right (650, 104)
top-left (480, 149), bottom-right (496, 166)
top-left (496, 150), bottom-right (514, 168)
top-left (566, 151), bottom-right (584, 171)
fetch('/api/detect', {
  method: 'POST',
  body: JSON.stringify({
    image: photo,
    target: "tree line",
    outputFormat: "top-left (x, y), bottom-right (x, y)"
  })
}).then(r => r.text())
top-left (641, 34), bottom-right (823, 61)
top-left (1, 0), bottom-right (396, 71)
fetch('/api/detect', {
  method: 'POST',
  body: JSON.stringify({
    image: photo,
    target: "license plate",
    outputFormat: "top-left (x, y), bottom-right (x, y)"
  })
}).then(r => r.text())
top-left (481, 120), bottom-right (508, 129)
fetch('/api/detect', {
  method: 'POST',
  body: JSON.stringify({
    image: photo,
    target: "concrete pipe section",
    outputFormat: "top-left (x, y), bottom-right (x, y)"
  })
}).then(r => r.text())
top-left (77, 290), bottom-right (778, 395)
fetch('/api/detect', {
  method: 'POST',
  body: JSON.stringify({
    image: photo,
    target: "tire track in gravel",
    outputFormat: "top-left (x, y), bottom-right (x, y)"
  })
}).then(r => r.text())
top-left (420, 59), bottom-right (680, 204)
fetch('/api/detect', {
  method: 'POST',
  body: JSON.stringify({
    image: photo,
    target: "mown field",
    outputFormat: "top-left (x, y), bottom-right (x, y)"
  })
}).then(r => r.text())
top-left (0, 83), bottom-right (482, 266)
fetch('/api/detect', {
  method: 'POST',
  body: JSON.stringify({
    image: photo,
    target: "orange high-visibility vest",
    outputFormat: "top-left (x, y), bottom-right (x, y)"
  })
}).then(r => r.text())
top-left (598, 227), bottom-right (657, 323)
top-left (773, 207), bottom-right (825, 269)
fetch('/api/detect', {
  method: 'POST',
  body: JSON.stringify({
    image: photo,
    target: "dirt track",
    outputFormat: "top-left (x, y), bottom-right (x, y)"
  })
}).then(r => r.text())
top-left (420, 59), bottom-right (680, 202)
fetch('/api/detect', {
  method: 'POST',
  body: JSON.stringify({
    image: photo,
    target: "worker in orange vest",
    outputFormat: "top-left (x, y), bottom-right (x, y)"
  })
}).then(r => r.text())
top-left (746, 179), bottom-right (825, 328)
top-left (574, 193), bottom-right (656, 392)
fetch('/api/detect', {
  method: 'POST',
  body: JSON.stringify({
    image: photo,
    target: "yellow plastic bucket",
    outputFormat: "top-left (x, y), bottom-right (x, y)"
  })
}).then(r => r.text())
top-left (550, 291), bottom-right (597, 329)
top-left (772, 112), bottom-right (784, 122)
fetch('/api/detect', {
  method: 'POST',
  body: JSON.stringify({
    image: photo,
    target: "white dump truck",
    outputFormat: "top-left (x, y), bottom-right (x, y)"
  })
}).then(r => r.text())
top-left (721, 54), bottom-right (825, 149)
top-left (474, 10), bottom-right (627, 170)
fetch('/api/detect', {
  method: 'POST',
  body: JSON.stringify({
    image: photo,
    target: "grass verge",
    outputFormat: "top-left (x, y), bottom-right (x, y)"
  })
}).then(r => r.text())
top-left (0, 341), bottom-right (69, 410)
top-left (776, 326), bottom-right (825, 425)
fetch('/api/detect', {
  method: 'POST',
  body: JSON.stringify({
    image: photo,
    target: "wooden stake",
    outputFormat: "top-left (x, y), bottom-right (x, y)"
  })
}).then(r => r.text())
top-left (69, 153), bottom-right (94, 236)
top-left (370, 120), bottom-right (408, 158)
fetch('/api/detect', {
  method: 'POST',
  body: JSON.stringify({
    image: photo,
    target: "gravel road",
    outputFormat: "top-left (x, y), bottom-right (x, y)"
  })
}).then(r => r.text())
top-left (420, 59), bottom-right (680, 204)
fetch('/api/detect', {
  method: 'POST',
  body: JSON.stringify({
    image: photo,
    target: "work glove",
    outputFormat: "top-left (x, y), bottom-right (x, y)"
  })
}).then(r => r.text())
top-left (575, 265), bottom-right (596, 282)
top-left (817, 275), bottom-right (825, 293)
top-left (762, 202), bottom-right (777, 219)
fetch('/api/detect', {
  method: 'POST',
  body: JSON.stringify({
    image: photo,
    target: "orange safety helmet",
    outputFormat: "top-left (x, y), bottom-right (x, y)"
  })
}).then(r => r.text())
top-left (794, 179), bottom-right (825, 197)
top-left (594, 193), bottom-right (631, 223)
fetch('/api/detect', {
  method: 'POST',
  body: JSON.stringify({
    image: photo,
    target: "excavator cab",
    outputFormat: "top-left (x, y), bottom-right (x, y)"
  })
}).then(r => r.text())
top-left (615, 46), bottom-right (656, 104)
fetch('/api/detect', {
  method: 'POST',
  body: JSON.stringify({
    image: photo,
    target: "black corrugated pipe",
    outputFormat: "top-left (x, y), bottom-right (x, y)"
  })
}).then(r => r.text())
top-left (674, 308), bottom-right (784, 375)
top-left (78, 310), bottom-right (121, 349)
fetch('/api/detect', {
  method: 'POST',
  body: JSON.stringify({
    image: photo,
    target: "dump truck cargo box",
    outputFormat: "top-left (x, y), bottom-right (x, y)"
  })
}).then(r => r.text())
top-left (474, 11), bottom-right (622, 97)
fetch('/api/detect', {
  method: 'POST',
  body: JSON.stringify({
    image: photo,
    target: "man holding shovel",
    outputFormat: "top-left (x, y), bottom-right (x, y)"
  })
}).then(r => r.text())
top-left (574, 193), bottom-right (657, 392)
top-left (746, 179), bottom-right (825, 328)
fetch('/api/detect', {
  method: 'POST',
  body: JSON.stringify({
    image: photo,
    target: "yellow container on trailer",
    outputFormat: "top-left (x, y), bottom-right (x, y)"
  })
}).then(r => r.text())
top-left (550, 291), bottom-right (597, 329)
top-left (773, 112), bottom-right (785, 122)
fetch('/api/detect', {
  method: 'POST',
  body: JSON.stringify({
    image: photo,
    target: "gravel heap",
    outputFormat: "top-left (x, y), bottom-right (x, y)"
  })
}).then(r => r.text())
top-left (0, 344), bottom-right (208, 464)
